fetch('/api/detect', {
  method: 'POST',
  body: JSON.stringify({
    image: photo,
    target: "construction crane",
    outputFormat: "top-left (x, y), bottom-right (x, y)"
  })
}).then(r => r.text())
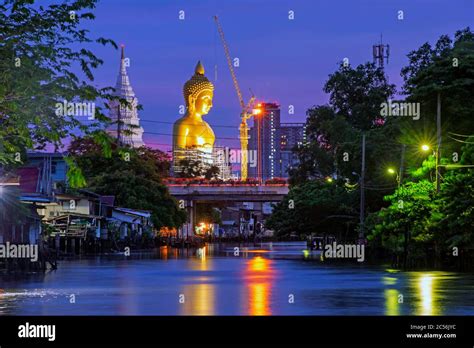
top-left (213, 15), bottom-right (256, 181)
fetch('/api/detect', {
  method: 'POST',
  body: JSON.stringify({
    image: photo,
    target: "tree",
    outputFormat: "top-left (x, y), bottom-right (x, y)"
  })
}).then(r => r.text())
top-left (324, 62), bottom-right (396, 131)
top-left (291, 62), bottom-right (397, 185)
top-left (69, 135), bottom-right (186, 230)
top-left (287, 62), bottom-right (401, 236)
top-left (432, 139), bottom-right (474, 252)
top-left (363, 27), bottom-right (474, 267)
top-left (275, 62), bottom-right (400, 241)
top-left (266, 180), bottom-right (358, 239)
top-left (0, 0), bottom-right (117, 167)
top-left (176, 158), bottom-right (220, 180)
top-left (365, 180), bottom-right (436, 267)
top-left (196, 205), bottom-right (222, 225)
top-left (401, 27), bottom-right (474, 154)
top-left (366, 140), bottom-right (474, 267)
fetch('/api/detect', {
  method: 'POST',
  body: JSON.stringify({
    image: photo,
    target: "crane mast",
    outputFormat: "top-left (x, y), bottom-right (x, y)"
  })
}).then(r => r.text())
top-left (213, 15), bottom-right (255, 181)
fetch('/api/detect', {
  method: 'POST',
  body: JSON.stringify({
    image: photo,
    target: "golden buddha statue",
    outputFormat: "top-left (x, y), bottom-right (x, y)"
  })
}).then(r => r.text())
top-left (173, 61), bottom-right (216, 170)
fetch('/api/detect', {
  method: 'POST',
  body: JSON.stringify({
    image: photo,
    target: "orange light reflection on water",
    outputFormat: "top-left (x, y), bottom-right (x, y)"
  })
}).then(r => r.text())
top-left (180, 246), bottom-right (215, 315)
top-left (245, 256), bottom-right (274, 316)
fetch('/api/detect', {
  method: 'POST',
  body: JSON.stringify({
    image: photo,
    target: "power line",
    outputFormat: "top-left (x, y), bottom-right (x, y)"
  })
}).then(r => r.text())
top-left (448, 135), bottom-right (474, 144)
top-left (365, 186), bottom-right (398, 191)
top-left (141, 119), bottom-right (306, 130)
top-left (140, 119), bottom-right (238, 129)
top-left (448, 132), bottom-right (473, 138)
top-left (143, 131), bottom-right (242, 142)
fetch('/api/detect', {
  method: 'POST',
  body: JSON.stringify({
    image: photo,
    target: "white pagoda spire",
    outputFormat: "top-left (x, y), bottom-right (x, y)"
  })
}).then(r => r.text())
top-left (106, 45), bottom-right (145, 148)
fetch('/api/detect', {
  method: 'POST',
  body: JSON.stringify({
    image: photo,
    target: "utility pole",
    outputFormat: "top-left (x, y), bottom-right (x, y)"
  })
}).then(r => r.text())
top-left (359, 133), bottom-right (366, 241)
top-left (436, 91), bottom-right (441, 193)
top-left (399, 144), bottom-right (406, 188)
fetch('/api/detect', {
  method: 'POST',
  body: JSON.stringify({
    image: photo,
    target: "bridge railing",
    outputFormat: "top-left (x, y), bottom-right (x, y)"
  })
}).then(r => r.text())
top-left (164, 177), bottom-right (288, 187)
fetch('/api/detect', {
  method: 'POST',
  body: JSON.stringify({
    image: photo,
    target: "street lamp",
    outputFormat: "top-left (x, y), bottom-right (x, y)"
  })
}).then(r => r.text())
top-left (326, 177), bottom-right (333, 183)
top-left (420, 143), bottom-right (441, 191)
top-left (387, 167), bottom-right (400, 187)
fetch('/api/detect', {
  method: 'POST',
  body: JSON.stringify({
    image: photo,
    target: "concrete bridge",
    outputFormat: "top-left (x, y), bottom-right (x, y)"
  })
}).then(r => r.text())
top-left (166, 184), bottom-right (289, 238)
top-left (167, 184), bottom-right (289, 202)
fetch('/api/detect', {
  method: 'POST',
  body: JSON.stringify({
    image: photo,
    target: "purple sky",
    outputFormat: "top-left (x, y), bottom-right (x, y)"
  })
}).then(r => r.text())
top-left (78, 0), bottom-right (473, 154)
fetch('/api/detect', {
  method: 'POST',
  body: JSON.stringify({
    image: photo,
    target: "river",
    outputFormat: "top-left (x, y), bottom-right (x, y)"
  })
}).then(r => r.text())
top-left (0, 242), bottom-right (473, 315)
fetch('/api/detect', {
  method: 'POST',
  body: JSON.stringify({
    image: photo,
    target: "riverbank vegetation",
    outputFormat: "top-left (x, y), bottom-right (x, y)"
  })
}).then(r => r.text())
top-left (267, 28), bottom-right (474, 270)
top-left (67, 135), bottom-right (187, 230)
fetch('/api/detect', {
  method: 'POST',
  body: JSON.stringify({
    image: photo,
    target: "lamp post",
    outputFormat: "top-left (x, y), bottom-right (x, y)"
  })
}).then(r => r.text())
top-left (386, 143), bottom-right (433, 188)
top-left (420, 143), bottom-right (440, 189)
top-left (359, 133), bottom-right (366, 242)
top-left (436, 91), bottom-right (442, 193)
top-left (387, 167), bottom-right (400, 188)
top-left (399, 144), bottom-right (406, 187)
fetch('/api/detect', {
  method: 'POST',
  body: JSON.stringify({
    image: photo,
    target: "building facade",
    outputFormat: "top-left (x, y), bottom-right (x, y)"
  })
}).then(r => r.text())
top-left (213, 146), bottom-right (232, 181)
top-left (279, 123), bottom-right (306, 178)
top-left (248, 102), bottom-right (281, 180)
top-left (248, 103), bottom-right (306, 179)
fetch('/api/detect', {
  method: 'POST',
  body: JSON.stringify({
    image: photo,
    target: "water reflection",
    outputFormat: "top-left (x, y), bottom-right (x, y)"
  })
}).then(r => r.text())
top-left (117, 261), bottom-right (139, 315)
top-left (0, 288), bottom-right (6, 314)
top-left (384, 289), bottom-right (400, 315)
top-left (1, 243), bottom-right (472, 315)
top-left (181, 283), bottom-right (215, 315)
top-left (415, 273), bottom-right (440, 315)
top-left (160, 246), bottom-right (169, 260)
top-left (244, 256), bottom-right (274, 316)
top-left (159, 245), bottom-right (180, 260)
top-left (180, 246), bottom-right (215, 315)
top-left (384, 272), bottom-right (444, 315)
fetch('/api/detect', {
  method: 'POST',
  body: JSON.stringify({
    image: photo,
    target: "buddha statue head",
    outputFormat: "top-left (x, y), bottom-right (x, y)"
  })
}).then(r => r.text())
top-left (183, 61), bottom-right (214, 117)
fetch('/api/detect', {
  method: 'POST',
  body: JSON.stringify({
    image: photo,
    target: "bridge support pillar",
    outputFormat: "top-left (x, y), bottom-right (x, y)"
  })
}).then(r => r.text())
top-left (182, 200), bottom-right (195, 240)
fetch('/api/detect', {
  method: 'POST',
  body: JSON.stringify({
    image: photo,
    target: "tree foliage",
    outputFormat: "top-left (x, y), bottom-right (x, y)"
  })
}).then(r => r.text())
top-left (266, 180), bottom-right (358, 239)
top-left (401, 27), bottom-right (474, 153)
top-left (0, 0), bottom-right (117, 167)
top-left (176, 159), bottom-right (220, 180)
top-left (290, 62), bottom-right (398, 185)
top-left (68, 135), bottom-right (186, 229)
top-left (324, 62), bottom-right (396, 131)
top-left (271, 29), bottom-right (474, 267)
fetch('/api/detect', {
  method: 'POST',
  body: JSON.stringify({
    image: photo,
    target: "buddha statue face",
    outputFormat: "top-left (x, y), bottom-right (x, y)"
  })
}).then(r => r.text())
top-left (189, 89), bottom-right (213, 117)
top-left (183, 61), bottom-right (214, 118)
